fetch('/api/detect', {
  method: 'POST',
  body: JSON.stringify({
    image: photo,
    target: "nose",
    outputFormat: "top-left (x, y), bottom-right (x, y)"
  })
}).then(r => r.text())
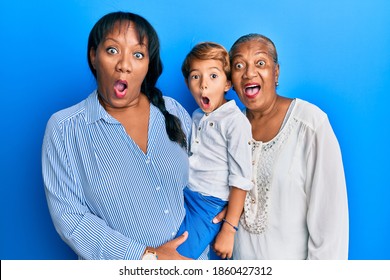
top-left (243, 64), bottom-right (257, 79)
top-left (200, 78), bottom-right (208, 90)
top-left (116, 53), bottom-right (132, 73)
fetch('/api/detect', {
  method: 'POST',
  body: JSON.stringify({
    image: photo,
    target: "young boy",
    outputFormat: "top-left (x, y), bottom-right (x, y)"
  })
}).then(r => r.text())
top-left (176, 42), bottom-right (253, 259)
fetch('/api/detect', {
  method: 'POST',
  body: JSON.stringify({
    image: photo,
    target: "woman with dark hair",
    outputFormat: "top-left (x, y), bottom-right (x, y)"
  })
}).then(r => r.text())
top-left (42, 11), bottom-right (194, 260)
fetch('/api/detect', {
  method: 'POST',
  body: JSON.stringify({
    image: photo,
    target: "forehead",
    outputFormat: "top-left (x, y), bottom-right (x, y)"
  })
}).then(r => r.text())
top-left (104, 21), bottom-right (148, 45)
top-left (232, 40), bottom-right (272, 60)
top-left (190, 59), bottom-right (224, 71)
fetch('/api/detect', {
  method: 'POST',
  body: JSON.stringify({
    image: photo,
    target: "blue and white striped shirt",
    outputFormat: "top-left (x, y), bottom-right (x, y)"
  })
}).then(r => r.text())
top-left (42, 91), bottom-right (192, 259)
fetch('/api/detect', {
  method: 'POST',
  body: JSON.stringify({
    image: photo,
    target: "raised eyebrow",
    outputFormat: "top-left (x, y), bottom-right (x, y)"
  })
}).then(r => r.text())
top-left (231, 51), bottom-right (244, 57)
top-left (209, 66), bottom-right (223, 72)
top-left (254, 51), bottom-right (273, 60)
top-left (102, 37), bottom-right (147, 49)
top-left (231, 54), bottom-right (243, 61)
top-left (102, 37), bottom-right (120, 45)
top-left (189, 69), bottom-right (200, 75)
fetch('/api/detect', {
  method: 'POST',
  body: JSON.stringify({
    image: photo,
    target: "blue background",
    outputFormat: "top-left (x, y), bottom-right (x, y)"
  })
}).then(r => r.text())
top-left (0, 0), bottom-right (389, 260)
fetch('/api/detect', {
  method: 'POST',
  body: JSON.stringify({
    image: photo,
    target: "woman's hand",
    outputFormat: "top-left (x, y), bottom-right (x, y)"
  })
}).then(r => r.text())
top-left (153, 231), bottom-right (192, 260)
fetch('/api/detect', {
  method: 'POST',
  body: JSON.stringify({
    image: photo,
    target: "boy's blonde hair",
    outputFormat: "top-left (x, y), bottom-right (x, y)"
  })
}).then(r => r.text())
top-left (181, 42), bottom-right (231, 80)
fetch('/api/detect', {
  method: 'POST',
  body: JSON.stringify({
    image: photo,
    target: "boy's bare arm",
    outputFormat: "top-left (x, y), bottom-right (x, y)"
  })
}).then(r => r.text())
top-left (212, 187), bottom-right (246, 259)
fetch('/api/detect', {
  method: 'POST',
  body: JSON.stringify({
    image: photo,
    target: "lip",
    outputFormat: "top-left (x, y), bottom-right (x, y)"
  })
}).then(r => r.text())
top-left (243, 83), bottom-right (261, 99)
top-left (200, 96), bottom-right (211, 109)
top-left (114, 79), bottom-right (128, 98)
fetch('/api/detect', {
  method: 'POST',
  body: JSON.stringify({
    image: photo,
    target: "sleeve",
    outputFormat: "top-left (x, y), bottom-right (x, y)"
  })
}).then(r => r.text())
top-left (305, 116), bottom-right (349, 259)
top-left (41, 116), bottom-right (146, 259)
top-left (226, 114), bottom-right (253, 191)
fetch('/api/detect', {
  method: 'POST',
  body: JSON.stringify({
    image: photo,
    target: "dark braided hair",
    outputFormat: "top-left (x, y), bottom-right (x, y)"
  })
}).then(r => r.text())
top-left (87, 11), bottom-right (187, 148)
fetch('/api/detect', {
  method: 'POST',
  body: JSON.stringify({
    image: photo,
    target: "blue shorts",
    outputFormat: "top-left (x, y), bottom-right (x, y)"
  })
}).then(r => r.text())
top-left (176, 187), bottom-right (227, 259)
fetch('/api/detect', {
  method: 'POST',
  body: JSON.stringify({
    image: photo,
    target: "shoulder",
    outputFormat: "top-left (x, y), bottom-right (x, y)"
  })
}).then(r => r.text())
top-left (293, 98), bottom-right (328, 130)
top-left (191, 108), bottom-right (204, 120)
top-left (46, 98), bottom-right (87, 130)
top-left (220, 101), bottom-right (251, 135)
top-left (225, 100), bottom-right (251, 126)
top-left (163, 96), bottom-right (190, 117)
top-left (43, 97), bottom-right (89, 147)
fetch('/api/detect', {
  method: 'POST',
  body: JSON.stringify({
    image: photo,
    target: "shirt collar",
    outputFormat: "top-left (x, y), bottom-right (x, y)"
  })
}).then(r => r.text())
top-left (205, 99), bottom-right (237, 117)
top-left (84, 90), bottom-right (119, 124)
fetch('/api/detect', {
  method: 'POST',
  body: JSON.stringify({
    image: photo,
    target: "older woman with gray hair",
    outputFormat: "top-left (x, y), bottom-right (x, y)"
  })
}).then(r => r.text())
top-left (229, 34), bottom-right (349, 259)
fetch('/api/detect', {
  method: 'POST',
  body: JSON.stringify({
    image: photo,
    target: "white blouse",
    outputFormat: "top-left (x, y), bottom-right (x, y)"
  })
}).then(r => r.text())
top-left (233, 99), bottom-right (349, 259)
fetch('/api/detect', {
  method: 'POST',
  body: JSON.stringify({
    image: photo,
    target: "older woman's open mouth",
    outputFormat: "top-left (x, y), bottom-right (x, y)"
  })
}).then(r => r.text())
top-left (114, 80), bottom-right (128, 98)
top-left (244, 83), bottom-right (260, 98)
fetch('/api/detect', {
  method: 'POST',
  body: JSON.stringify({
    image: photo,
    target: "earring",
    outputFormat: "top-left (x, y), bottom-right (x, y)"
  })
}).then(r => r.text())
top-left (275, 81), bottom-right (279, 86)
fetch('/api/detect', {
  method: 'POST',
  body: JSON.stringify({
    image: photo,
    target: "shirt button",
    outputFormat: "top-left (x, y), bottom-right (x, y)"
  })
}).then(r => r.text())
top-left (164, 209), bottom-right (169, 214)
top-left (156, 186), bottom-right (161, 191)
top-left (146, 157), bottom-right (150, 164)
top-left (171, 232), bottom-right (176, 236)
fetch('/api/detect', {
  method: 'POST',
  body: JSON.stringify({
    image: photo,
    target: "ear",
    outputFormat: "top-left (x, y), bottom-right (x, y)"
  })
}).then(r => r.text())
top-left (89, 48), bottom-right (97, 69)
top-left (224, 80), bottom-right (232, 92)
top-left (274, 63), bottom-right (280, 83)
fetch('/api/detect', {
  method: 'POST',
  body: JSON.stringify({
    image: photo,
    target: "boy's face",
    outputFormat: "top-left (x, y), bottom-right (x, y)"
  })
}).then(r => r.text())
top-left (186, 59), bottom-right (231, 113)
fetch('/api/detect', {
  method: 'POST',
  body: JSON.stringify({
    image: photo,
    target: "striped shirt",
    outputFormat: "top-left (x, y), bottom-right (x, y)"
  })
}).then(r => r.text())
top-left (42, 91), bottom-right (192, 259)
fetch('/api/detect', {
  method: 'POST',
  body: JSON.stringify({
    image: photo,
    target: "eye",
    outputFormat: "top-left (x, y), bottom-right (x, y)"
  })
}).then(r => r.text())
top-left (234, 62), bottom-right (244, 69)
top-left (190, 74), bottom-right (200, 80)
top-left (210, 73), bottom-right (218, 79)
top-left (106, 47), bottom-right (118, 54)
top-left (257, 60), bottom-right (266, 66)
top-left (134, 52), bottom-right (144, 59)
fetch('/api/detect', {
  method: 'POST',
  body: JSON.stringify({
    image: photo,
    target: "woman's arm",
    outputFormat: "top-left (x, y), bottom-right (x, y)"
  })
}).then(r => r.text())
top-left (305, 117), bottom-right (349, 259)
top-left (42, 116), bottom-right (145, 259)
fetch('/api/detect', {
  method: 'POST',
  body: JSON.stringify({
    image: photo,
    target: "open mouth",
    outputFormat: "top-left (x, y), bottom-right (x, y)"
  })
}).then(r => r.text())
top-left (201, 96), bottom-right (210, 105)
top-left (114, 80), bottom-right (128, 98)
top-left (200, 96), bottom-right (211, 111)
top-left (244, 84), bottom-right (260, 98)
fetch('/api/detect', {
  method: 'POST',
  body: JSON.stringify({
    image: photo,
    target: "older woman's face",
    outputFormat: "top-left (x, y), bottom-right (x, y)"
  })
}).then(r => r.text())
top-left (231, 40), bottom-right (279, 110)
top-left (89, 21), bottom-right (149, 110)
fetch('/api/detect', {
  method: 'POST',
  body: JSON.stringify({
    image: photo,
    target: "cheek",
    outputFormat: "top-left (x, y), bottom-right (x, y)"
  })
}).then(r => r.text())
top-left (231, 73), bottom-right (241, 86)
top-left (260, 69), bottom-right (274, 82)
top-left (188, 80), bottom-right (199, 91)
top-left (95, 57), bottom-right (112, 76)
top-left (136, 63), bottom-right (149, 80)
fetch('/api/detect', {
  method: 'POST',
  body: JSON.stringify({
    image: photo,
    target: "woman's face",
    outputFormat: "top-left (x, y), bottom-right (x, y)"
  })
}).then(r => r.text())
top-left (230, 40), bottom-right (279, 111)
top-left (89, 21), bottom-right (149, 110)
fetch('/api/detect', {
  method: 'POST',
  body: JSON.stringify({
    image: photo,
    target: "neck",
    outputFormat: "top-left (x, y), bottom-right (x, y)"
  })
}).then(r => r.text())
top-left (99, 93), bottom-right (147, 117)
top-left (247, 95), bottom-right (280, 121)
